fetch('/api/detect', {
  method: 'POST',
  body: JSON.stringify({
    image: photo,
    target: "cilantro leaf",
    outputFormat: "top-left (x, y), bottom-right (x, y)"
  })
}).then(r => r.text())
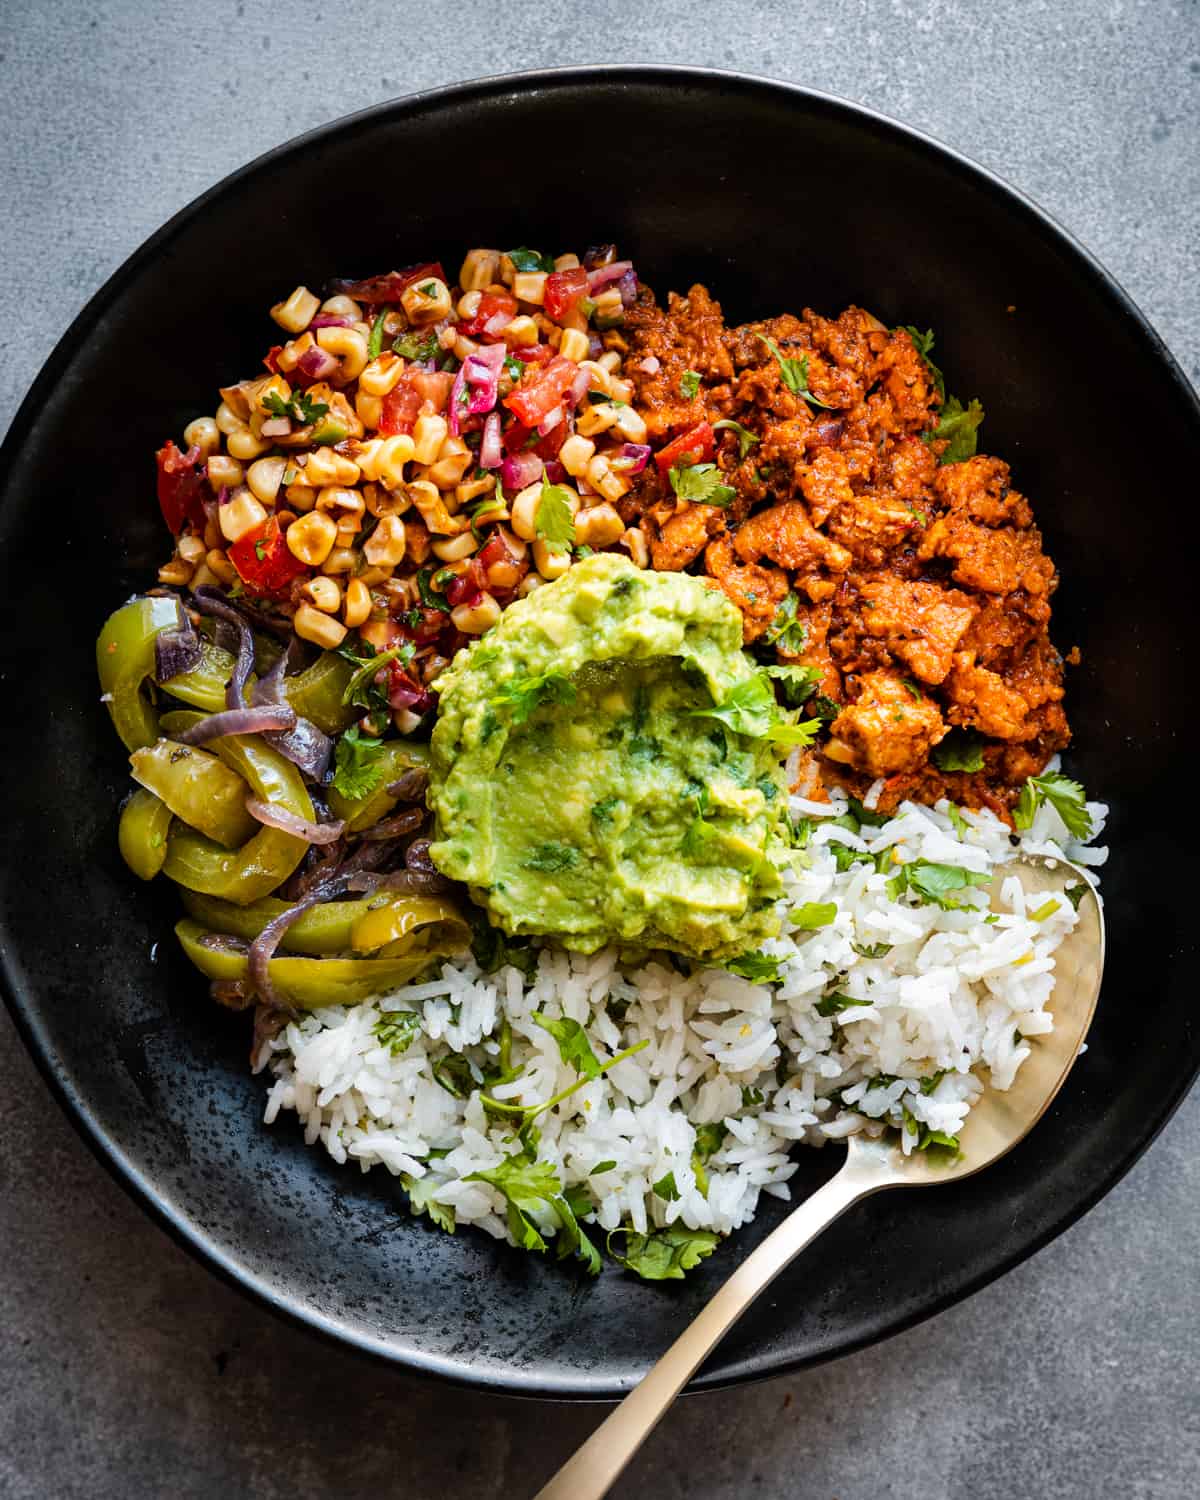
top-left (763, 591), bottom-right (807, 654)
top-left (507, 246), bottom-right (556, 273)
top-left (680, 369), bottom-right (701, 399)
top-left (755, 333), bottom-right (833, 408)
top-left (713, 418), bottom-right (760, 460)
top-left (1064, 883), bottom-right (1087, 911)
top-left (815, 991), bottom-right (872, 1017)
top-left (467, 1154), bottom-right (600, 1273)
top-left (765, 663), bottom-right (821, 705)
top-left (340, 642), bottom-right (412, 711)
top-left (946, 802), bottom-right (970, 838)
top-left (901, 325), bottom-right (946, 401)
top-left (491, 669), bottom-right (577, 726)
top-left (431, 1054), bottom-right (475, 1098)
top-left (668, 462), bottom-right (736, 507)
top-left (886, 860), bottom-right (992, 910)
top-left (690, 673), bottom-right (778, 738)
top-left (416, 566), bottom-right (452, 613)
top-left (330, 725), bottom-right (389, 800)
top-left (726, 952), bottom-right (782, 983)
top-left (851, 941), bottom-right (893, 958)
top-left (591, 794), bottom-right (621, 827)
top-left (693, 1123), bottom-right (728, 1164)
top-left (392, 330), bottom-right (440, 361)
top-left (469, 910), bottom-right (537, 978)
top-left (925, 394), bottom-right (985, 465)
top-left (373, 1009), bottom-right (422, 1056)
top-left (931, 728), bottom-right (985, 773)
top-left (607, 1226), bottom-right (721, 1281)
top-left (401, 1173), bottom-right (455, 1233)
top-left (532, 1012), bottom-right (603, 1081)
top-left (261, 388), bottom-right (329, 425)
top-left (521, 841), bottom-right (580, 873)
top-left (1012, 771), bottom-right (1093, 839)
top-left (765, 718), bottom-right (822, 748)
top-left (652, 1171), bottom-right (681, 1201)
top-left (791, 901), bottom-right (837, 929)
top-left (534, 475), bottom-right (577, 550)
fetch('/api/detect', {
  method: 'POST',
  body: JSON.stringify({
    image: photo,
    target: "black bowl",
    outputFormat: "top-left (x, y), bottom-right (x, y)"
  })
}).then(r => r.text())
top-left (1, 66), bottom-right (1197, 1398)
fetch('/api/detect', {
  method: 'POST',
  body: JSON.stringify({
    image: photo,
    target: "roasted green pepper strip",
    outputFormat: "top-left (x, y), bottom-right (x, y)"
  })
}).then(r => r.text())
top-left (175, 919), bottom-right (467, 1006)
top-left (159, 637), bottom-right (240, 712)
top-left (97, 595), bottom-right (182, 751)
top-left (283, 652), bottom-right (358, 735)
top-left (179, 889), bottom-right (465, 956)
top-left (118, 788), bottom-right (173, 881)
top-left (130, 739), bottom-right (258, 849)
top-left (158, 711), bottom-right (313, 904)
top-left (327, 741), bottom-right (431, 831)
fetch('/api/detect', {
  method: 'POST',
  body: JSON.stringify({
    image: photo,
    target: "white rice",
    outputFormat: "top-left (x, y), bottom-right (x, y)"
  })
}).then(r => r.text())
top-left (258, 775), bottom-right (1106, 1258)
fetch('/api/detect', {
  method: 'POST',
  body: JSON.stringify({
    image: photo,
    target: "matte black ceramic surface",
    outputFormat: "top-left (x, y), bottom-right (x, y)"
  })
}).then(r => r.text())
top-left (1, 67), bottom-right (1197, 1398)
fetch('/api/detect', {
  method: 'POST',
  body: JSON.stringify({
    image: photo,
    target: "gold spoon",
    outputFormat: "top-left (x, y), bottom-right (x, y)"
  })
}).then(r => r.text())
top-left (533, 854), bottom-right (1104, 1500)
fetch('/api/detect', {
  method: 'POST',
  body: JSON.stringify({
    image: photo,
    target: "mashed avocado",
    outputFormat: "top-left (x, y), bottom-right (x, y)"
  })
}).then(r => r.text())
top-left (428, 554), bottom-right (792, 961)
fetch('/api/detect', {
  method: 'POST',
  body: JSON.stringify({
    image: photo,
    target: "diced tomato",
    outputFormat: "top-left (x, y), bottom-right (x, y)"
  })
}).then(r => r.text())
top-left (501, 418), bottom-right (568, 460)
top-left (514, 343), bottom-right (552, 366)
top-left (408, 369), bottom-right (453, 411)
top-left (457, 291), bottom-right (518, 339)
top-left (228, 516), bottom-right (308, 598)
top-left (503, 355), bottom-right (579, 427)
top-left (653, 420), bottom-right (716, 473)
top-left (444, 558), bottom-right (485, 608)
top-left (380, 379), bottom-right (423, 435)
top-left (155, 441), bottom-right (209, 534)
top-left (331, 263), bottom-right (446, 305)
top-left (387, 659), bottom-right (434, 715)
top-left (263, 345), bottom-right (284, 374)
top-left (543, 266), bottom-right (588, 322)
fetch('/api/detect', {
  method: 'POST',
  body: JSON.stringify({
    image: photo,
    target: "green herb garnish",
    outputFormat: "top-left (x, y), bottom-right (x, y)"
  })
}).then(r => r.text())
top-left (713, 418), bottom-right (760, 459)
top-left (755, 333), bottom-right (832, 408)
top-left (1013, 771), bottom-right (1093, 840)
top-left (668, 462), bottom-right (736, 507)
top-left (606, 1226), bottom-right (720, 1281)
top-left (330, 725), bottom-right (389, 800)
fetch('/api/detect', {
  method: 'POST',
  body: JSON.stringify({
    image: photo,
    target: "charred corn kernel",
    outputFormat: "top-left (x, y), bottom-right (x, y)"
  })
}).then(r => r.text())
top-left (497, 524), bottom-right (527, 560)
top-left (358, 619), bottom-right (393, 652)
top-left (361, 434), bottom-right (415, 488)
top-left (348, 391), bottom-right (377, 433)
top-left (285, 510), bottom-right (337, 567)
top-left (183, 416), bottom-right (221, 457)
top-left (517, 574), bottom-right (542, 597)
top-left (622, 527), bottom-right (649, 568)
top-left (591, 456), bottom-right (629, 503)
top-left (215, 401), bottom-right (243, 436)
top-left (512, 271), bottom-right (547, 305)
top-left (358, 352), bottom-right (406, 397)
top-left (559, 433), bottom-right (596, 478)
top-left (455, 473), bottom-right (495, 504)
top-left (246, 455), bottom-right (288, 506)
top-left (558, 327), bottom-right (589, 363)
top-left (503, 315), bottom-right (540, 347)
top-left (320, 294), bottom-right (362, 319)
top-left (609, 377), bottom-right (634, 404)
top-left (274, 332), bottom-right (313, 373)
top-left (177, 533), bottom-right (207, 564)
top-left (285, 481), bottom-right (317, 512)
top-left (358, 565), bottom-right (392, 588)
top-left (203, 518), bottom-right (222, 550)
top-left (452, 332), bottom-right (481, 362)
top-left (305, 576), bottom-right (341, 614)
top-left (316, 325), bottom-right (369, 382)
top-left (533, 538), bottom-right (571, 580)
top-left (335, 519), bottom-right (363, 547)
top-left (426, 437), bottom-right (473, 488)
top-left (484, 552), bottom-right (522, 591)
top-left (412, 414), bottom-right (448, 465)
top-left (401, 276), bottom-right (452, 325)
top-left (226, 426), bottom-right (271, 461)
top-left (190, 562), bottom-right (220, 591)
top-left (591, 287), bottom-right (623, 319)
top-left (597, 350), bottom-right (622, 374)
top-left (456, 289), bottom-right (483, 320)
top-left (577, 359), bottom-right (614, 395)
top-left (460, 249), bottom-right (501, 291)
top-left (218, 488), bottom-right (268, 544)
top-left (432, 531), bottom-right (479, 562)
top-left (554, 252), bottom-right (581, 271)
top-left (305, 447), bottom-right (361, 488)
top-left (613, 405), bottom-right (648, 443)
top-left (497, 254), bottom-right (517, 286)
top-left (157, 557), bottom-right (194, 586)
top-left (342, 577), bottom-right (371, 629)
top-left (207, 454), bottom-right (244, 491)
top-left (364, 515), bottom-right (407, 567)
top-left (315, 486), bottom-right (365, 522)
top-left (451, 592), bottom-right (502, 635)
top-left (362, 481), bottom-right (409, 518)
top-left (322, 546), bottom-right (357, 575)
top-left (510, 482), bottom-right (543, 542)
top-left (575, 503), bottom-right (625, 549)
top-left (293, 602), bottom-right (347, 649)
top-left (205, 548), bottom-right (238, 585)
top-left (576, 403), bottom-right (618, 437)
top-left (270, 285), bottom-right (320, 333)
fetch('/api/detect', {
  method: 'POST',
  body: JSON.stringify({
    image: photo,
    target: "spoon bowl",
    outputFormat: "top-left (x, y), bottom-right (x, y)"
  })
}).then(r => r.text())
top-left (534, 854), bottom-right (1105, 1500)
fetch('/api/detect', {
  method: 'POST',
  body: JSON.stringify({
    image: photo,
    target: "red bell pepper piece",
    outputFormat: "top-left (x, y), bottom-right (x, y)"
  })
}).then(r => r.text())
top-left (155, 441), bottom-right (209, 534)
top-left (544, 266), bottom-right (588, 322)
top-left (263, 345), bottom-right (284, 374)
top-left (228, 516), bottom-right (308, 598)
top-left (503, 355), bottom-right (579, 427)
top-left (457, 291), bottom-right (518, 339)
top-left (330, 263), bottom-right (446, 304)
top-left (654, 421), bottom-right (716, 473)
top-left (379, 379), bottom-right (423, 435)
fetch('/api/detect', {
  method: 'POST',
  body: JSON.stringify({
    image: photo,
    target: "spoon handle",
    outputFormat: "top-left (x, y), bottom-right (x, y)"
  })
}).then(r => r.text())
top-left (532, 1161), bottom-right (873, 1500)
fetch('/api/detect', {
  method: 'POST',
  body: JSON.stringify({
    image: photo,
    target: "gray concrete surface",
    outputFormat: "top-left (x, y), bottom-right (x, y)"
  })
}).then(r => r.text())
top-left (1, 2), bottom-right (1197, 1496)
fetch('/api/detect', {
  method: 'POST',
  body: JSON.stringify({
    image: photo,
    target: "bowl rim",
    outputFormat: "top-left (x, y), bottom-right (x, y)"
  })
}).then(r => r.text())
top-left (2, 62), bottom-right (1198, 1400)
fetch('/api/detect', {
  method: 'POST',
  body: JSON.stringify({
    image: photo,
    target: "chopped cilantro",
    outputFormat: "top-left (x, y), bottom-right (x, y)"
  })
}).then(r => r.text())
top-left (713, 418), bottom-right (760, 460)
top-left (507, 246), bottom-right (557, 273)
top-left (1013, 771), bottom-right (1093, 840)
top-left (763, 592), bottom-right (807, 655)
top-left (491, 669), bottom-right (577, 725)
top-left (851, 941), bottom-right (893, 958)
top-left (815, 991), bottom-right (872, 1017)
top-left (931, 728), bottom-right (985, 773)
top-left (467, 1154), bottom-right (601, 1274)
top-left (886, 860), bottom-right (991, 911)
top-left (668, 461), bottom-right (736, 507)
top-left (791, 901), bottom-right (837, 929)
top-left (534, 474), bottom-right (576, 550)
top-left (417, 280), bottom-right (438, 297)
top-left (330, 725), bottom-right (389, 800)
top-left (401, 1173), bottom-right (455, 1233)
top-left (532, 1012), bottom-right (603, 1081)
top-left (373, 1009), bottom-right (422, 1056)
top-left (680, 369), bottom-right (702, 399)
top-left (901, 325), bottom-right (946, 401)
top-left (652, 1171), bottom-right (681, 1201)
top-left (766, 663), bottom-right (820, 705)
top-left (590, 1161), bottom-right (617, 1176)
top-left (946, 802), bottom-right (970, 838)
top-left (755, 333), bottom-right (833, 408)
top-left (741, 1087), bottom-right (765, 1109)
top-left (925, 394), bottom-right (985, 464)
top-left (416, 566), bottom-right (452, 613)
top-left (367, 309), bottom-right (387, 361)
top-left (522, 841), bottom-right (580, 873)
top-left (693, 1123), bottom-right (728, 1164)
top-left (607, 1226), bottom-right (720, 1281)
top-left (431, 1054), bottom-right (475, 1099)
top-left (726, 952), bottom-right (783, 983)
top-left (1064, 882), bottom-right (1087, 911)
top-left (591, 794), bottom-right (621, 827)
top-left (340, 642), bottom-right (412, 712)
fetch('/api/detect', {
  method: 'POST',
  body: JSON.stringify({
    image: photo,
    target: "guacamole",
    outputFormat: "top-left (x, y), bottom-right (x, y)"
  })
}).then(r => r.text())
top-left (428, 554), bottom-right (792, 961)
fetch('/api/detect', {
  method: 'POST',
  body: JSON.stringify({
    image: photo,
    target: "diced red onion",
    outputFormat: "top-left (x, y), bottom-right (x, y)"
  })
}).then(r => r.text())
top-left (245, 797), bottom-right (344, 844)
top-left (637, 355), bottom-right (661, 374)
top-left (617, 269), bottom-right (638, 308)
top-left (174, 705), bottom-right (297, 744)
top-left (445, 561), bottom-right (484, 609)
top-left (502, 450), bottom-right (544, 491)
top-left (463, 341), bottom-right (506, 418)
top-left (483, 308), bottom-right (514, 337)
top-left (360, 807), bottom-right (427, 841)
top-left (295, 345), bottom-right (340, 383)
top-left (587, 333), bottom-right (603, 361)
top-left (447, 361), bottom-right (468, 436)
top-left (613, 442), bottom-right (651, 476)
top-left (260, 416), bottom-right (291, 438)
top-left (247, 877), bottom-right (350, 1007)
top-left (191, 589), bottom-right (256, 707)
top-left (479, 410), bottom-right (503, 469)
top-left (308, 314), bottom-right (354, 329)
top-left (264, 716), bottom-right (333, 783)
top-left (154, 600), bottom-right (202, 682)
top-left (543, 459), bottom-right (566, 485)
top-left (347, 867), bottom-right (450, 896)
top-left (568, 367), bottom-right (589, 408)
top-left (586, 259), bottom-right (632, 293)
top-left (387, 670), bottom-right (434, 714)
top-left (537, 405), bottom-right (564, 436)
